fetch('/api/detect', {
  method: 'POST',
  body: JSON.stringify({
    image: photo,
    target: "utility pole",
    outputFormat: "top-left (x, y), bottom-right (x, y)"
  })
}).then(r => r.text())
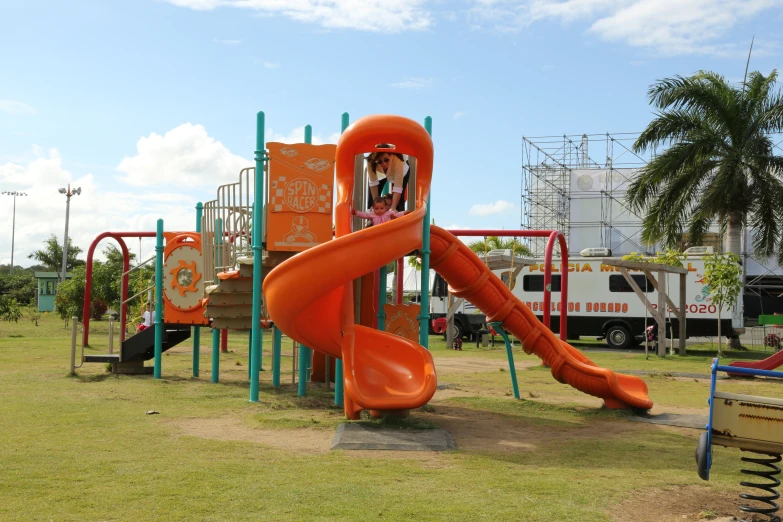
top-left (58, 184), bottom-right (81, 282)
top-left (1, 191), bottom-right (27, 275)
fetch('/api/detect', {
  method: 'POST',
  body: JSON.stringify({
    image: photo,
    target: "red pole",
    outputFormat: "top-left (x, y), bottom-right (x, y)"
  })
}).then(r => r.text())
top-left (221, 329), bottom-right (228, 353)
top-left (117, 238), bottom-right (130, 343)
top-left (82, 231), bottom-right (158, 347)
top-left (443, 228), bottom-right (569, 341)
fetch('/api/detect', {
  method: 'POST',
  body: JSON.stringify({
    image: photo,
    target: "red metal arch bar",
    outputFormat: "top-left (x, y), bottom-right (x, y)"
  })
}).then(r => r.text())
top-left (445, 229), bottom-right (569, 341)
top-left (82, 232), bottom-right (156, 347)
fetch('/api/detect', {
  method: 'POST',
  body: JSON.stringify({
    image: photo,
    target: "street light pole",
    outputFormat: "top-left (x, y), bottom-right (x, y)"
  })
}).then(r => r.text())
top-left (1, 191), bottom-right (28, 276)
top-left (58, 185), bottom-right (81, 282)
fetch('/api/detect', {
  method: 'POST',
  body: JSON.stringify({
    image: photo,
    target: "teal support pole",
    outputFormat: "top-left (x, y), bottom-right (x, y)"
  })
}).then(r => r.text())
top-left (296, 124), bottom-right (314, 395)
top-left (334, 112), bottom-right (348, 408)
top-left (192, 202), bottom-right (203, 378)
top-left (418, 116), bottom-right (433, 349)
top-left (211, 217), bottom-right (223, 383)
top-left (490, 322), bottom-right (520, 399)
top-left (272, 326), bottom-right (282, 388)
top-left (298, 345), bottom-right (309, 396)
top-left (250, 111), bottom-right (266, 402)
top-left (248, 331), bottom-right (252, 380)
top-left (153, 219), bottom-right (164, 379)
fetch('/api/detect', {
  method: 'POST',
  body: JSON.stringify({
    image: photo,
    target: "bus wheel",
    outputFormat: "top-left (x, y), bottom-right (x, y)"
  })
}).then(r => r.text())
top-left (442, 322), bottom-right (463, 342)
top-left (606, 325), bottom-right (632, 349)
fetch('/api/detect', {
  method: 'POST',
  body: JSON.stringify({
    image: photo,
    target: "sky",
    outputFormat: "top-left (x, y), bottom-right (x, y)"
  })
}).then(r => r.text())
top-left (1, 0), bottom-right (782, 268)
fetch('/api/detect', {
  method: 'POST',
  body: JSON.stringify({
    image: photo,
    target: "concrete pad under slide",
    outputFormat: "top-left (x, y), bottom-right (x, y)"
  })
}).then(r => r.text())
top-left (629, 413), bottom-right (708, 430)
top-left (330, 424), bottom-right (456, 451)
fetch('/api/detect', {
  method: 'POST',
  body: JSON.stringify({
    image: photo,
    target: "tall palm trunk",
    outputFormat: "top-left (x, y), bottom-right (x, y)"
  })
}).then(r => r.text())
top-left (724, 212), bottom-right (743, 258)
top-left (724, 211), bottom-right (743, 349)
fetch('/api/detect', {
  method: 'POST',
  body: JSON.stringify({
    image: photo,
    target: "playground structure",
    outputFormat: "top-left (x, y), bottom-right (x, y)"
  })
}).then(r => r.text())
top-left (77, 112), bottom-right (654, 418)
top-left (696, 359), bottom-right (783, 520)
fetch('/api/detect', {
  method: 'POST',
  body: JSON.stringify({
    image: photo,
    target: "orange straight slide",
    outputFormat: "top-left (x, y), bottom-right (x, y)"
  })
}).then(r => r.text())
top-left (264, 115), bottom-right (438, 419)
top-left (429, 225), bottom-right (653, 410)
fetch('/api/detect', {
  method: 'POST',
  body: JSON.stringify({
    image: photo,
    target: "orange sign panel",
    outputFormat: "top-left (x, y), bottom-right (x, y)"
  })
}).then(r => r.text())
top-left (384, 304), bottom-right (420, 343)
top-left (162, 232), bottom-right (210, 326)
top-left (265, 143), bottom-right (336, 252)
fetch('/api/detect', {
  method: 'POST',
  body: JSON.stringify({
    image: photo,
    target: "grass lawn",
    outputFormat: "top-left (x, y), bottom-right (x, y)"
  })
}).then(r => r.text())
top-left (1, 310), bottom-right (781, 521)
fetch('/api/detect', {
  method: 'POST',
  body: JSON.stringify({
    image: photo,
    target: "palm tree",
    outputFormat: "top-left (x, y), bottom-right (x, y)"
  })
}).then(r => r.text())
top-left (468, 236), bottom-right (532, 258)
top-left (28, 234), bottom-right (84, 275)
top-left (626, 70), bottom-right (783, 262)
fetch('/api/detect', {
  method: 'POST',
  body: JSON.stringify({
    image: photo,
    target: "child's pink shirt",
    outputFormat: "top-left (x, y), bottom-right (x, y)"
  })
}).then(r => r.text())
top-left (355, 209), bottom-right (405, 225)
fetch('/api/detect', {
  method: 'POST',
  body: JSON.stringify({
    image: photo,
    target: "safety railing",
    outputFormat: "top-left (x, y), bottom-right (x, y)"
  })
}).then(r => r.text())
top-left (202, 166), bottom-right (264, 285)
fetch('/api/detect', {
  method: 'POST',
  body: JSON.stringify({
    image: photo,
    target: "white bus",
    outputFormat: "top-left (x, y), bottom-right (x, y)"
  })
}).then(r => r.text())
top-left (429, 250), bottom-right (743, 349)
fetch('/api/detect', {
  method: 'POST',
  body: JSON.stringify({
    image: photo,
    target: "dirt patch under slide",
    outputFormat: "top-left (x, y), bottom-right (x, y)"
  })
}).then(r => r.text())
top-left (419, 404), bottom-right (646, 453)
top-left (432, 355), bottom-right (538, 374)
top-left (610, 485), bottom-right (746, 521)
top-left (167, 416), bottom-right (332, 454)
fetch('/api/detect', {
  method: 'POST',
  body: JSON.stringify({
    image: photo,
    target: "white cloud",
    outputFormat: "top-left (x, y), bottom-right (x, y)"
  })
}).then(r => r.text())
top-left (0, 150), bottom-right (200, 268)
top-left (391, 77), bottom-right (434, 89)
top-left (267, 126), bottom-right (340, 145)
top-left (470, 0), bottom-right (783, 55)
top-left (165, 0), bottom-right (432, 32)
top-left (453, 111), bottom-right (467, 120)
top-left (213, 38), bottom-right (240, 45)
top-left (116, 123), bottom-right (251, 188)
top-left (468, 200), bottom-right (515, 216)
top-left (0, 99), bottom-right (36, 115)
top-left (262, 61), bottom-right (280, 69)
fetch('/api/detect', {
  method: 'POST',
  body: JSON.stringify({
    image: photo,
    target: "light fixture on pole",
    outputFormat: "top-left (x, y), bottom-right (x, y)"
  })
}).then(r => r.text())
top-left (58, 184), bottom-right (81, 283)
top-left (1, 191), bottom-right (28, 276)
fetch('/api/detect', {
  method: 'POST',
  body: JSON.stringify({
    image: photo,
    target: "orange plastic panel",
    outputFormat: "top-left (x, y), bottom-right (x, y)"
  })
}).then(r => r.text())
top-left (162, 232), bottom-right (210, 326)
top-left (384, 304), bottom-right (420, 342)
top-left (265, 143), bottom-right (336, 252)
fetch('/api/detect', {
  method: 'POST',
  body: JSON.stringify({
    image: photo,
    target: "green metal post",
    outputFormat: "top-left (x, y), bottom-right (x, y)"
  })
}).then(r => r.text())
top-left (490, 322), bottom-right (520, 399)
top-left (418, 116), bottom-right (432, 349)
top-left (298, 345), bottom-right (309, 396)
top-left (193, 202), bottom-right (203, 377)
top-left (334, 112), bottom-right (348, 408)
top-left (296, 124), bottom-right (313, 394)
top-left (250, 111), bottom-right (266, 402)
top-left (272, 326), bottom-right (282, 388)
top-left (153, 219), bottom-right (164, 379)
top-left (248, 331), bottom-right (252, 380)
top-left (212, 217), bottom-right (223, 383)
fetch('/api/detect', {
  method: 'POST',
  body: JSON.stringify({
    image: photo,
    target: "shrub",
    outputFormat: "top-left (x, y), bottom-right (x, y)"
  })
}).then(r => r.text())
top-left (91, 298), bottom-right (109, 320)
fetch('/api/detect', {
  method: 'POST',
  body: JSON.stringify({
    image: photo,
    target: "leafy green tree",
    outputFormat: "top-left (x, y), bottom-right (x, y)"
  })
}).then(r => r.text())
top-left (627, 70), bottom-right (783, 262)
top-left (91, 245), bottom-right (137, 310)
top-left (54, 266), bottom-right (86, 323)
top-left (0, 297), bottom-right (23, 323)
top-left (468, 236), bottom-right (532, 258)
top-left (28, 234), bottom-right (85, 277)
top-left (704, 253), bottom-right (743, 355)
top-left (0, 271), bottom-right (37, 305)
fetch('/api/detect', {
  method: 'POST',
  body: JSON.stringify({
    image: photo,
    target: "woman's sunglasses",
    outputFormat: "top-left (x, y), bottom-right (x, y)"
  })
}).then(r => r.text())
top-left (375, 157), bottom-right (390, 164)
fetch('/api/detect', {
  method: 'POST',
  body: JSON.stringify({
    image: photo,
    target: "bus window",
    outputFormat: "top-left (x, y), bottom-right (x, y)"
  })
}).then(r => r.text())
top-left (432, 274), bottom-right (448, 298)
top-left (522, 275), bottom-right (561, 292)
top-left (609, 274), bottom-right (652, 293)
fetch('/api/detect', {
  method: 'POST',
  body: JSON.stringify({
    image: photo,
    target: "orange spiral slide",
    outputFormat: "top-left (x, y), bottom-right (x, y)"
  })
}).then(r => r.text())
top-left (264, 115), bottom-right (652, 419)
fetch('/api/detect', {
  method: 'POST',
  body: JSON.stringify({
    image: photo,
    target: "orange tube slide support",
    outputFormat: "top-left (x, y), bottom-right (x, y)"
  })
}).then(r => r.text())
top-left (264, 115), bottom-right (438, 419)
top-left (429, 225), bottom-right (653, 410)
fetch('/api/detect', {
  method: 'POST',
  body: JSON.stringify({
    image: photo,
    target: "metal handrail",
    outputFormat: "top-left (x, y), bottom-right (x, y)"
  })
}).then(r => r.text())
top-left (122, 285), bottom-right (154, 305)
top-left (123, 255), bottom-right (156, 277)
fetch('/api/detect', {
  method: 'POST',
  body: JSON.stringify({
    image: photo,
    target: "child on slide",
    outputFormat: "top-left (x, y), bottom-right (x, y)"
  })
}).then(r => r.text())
top-left (352, 197), bottom-right (407, 226)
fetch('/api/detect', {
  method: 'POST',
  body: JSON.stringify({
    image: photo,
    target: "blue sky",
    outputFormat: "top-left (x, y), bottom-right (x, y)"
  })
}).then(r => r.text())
top-left (1, 0), bottom-right (782, 266)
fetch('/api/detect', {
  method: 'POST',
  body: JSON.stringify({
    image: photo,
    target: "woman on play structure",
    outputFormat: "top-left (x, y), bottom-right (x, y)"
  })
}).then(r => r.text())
top-left (366, 145), bottom-right (409, 212)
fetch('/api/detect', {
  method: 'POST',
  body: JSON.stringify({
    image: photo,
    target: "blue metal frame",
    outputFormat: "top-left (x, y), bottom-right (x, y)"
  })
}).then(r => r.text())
top-left (701, 358), bottom-right (783, 479)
